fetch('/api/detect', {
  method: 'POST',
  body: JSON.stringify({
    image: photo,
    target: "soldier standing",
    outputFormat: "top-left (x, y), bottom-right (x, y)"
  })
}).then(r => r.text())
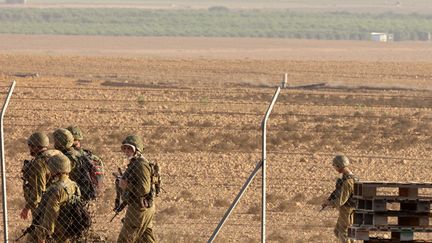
top-left (33, 153), bottom-right (80, 243)
top-left (53, 128), bottom-right (97, 203)
top-left (322, 155), bottom-right (357, 243)
top-left (21, 132), bottom-right (52, 221)
top-left (117, 135), bottom-right (156, 243)
top-left (66, 125), bottom-right (105, 192)
top-left (65, 126), bottom-right (105, 241)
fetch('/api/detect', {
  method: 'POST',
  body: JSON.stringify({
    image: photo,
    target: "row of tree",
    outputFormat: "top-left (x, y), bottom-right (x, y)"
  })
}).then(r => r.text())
top-left (0, 8), bottom-right (431, 41)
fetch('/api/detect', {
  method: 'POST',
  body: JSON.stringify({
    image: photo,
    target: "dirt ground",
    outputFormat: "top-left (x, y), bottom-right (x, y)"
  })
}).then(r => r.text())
top-left (0, 35), bottom-right (432, 242)
top-left (1, 35), bottom-right (432, 62)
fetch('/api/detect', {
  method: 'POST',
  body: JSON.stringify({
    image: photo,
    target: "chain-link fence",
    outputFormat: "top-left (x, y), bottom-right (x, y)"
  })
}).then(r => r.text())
top-left (1, 74), bottom-right (432, 242)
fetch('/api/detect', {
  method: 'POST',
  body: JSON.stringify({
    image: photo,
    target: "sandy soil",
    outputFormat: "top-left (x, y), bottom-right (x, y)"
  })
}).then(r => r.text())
top-left (1, 35), bottom-right (432, 62)
top-left (0, 35), bottom-right (431, 242)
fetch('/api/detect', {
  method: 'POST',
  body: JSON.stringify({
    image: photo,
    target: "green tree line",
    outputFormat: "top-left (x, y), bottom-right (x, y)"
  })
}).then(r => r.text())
top-left (0, 8), bottom-right (431, 40)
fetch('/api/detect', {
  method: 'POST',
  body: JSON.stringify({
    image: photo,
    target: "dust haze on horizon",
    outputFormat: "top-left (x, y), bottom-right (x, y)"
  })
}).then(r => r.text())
top-left (1, 0), bottom-right (432, 14)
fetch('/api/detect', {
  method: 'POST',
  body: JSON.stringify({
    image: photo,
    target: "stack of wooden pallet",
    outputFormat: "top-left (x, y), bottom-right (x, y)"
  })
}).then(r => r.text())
top-left (349, 181), bottom-right (432, 243)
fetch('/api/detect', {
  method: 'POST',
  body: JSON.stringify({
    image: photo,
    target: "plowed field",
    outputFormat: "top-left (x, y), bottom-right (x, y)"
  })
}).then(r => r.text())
top-left (0, 35), bottom-right (432, 242)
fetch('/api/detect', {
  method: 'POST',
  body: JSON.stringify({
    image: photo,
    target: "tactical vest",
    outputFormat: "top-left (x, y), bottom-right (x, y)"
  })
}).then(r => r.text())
top-left (148, 160), bottom-right (161, 197)
top-left (58, 180), bottom-right (91, 239)
top-left (341, 173), bottom-right (358, 207)
top-left (64, 149), bottom-right (97, 202)
top-left (126, 154), bottom-right (162, 208)
top-left (139, 156), bottom-right (162, 207)
top-left (22, 151), bottom-right (50, 185)
top-left (21, 151), bottom-right (51, 209)
top-left (328, 173), bottom-right (358, 207)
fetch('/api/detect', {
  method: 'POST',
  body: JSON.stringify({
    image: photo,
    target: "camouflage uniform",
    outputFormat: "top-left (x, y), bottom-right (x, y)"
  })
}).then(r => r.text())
top-left (326, 155), bottom-right (356, 243)
top-left (22, 150), bottom-right (51, 216)
top-left (328, 174), bottom-right (356, 243)
top-left (33, 153), bottom-right (80, 243)
top-left (117, 135), bottom-right (156, 243)
top-left (66, 126), bottom-right (105, 241)
top-left (53, 128), bottom-right (96, 203)
top-left (22, 132), bottom-right (57, 242)
top-left (66, 126), bottom-right (105, 194)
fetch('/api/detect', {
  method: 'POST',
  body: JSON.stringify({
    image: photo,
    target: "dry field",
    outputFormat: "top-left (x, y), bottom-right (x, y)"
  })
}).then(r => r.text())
top-left (0, 36), bottom-right (432, 242)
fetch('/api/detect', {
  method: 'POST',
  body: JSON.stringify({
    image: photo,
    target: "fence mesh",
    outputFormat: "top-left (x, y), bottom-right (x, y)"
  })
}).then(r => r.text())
top-left (0, 71), bottom-right (431, 242)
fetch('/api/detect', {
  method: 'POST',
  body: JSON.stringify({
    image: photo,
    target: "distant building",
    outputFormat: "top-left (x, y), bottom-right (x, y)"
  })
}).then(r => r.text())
top-left (370, 32), bottom-right (389, 42)
top-left (418, 32), bottom-right (431, 41)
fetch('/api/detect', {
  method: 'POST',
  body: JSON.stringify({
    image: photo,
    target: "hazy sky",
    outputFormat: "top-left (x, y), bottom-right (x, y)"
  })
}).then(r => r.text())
top-left (2, 0), bottom-right (432, 14)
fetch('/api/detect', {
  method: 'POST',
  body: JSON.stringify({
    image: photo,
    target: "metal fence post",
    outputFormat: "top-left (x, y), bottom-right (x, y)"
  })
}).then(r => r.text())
top-left (207, 160), bottom-right (263, 243)
top-left (1, 81), bottom-right (16, 242)
top-left (208, 75), bottom-right (284, 242)
top-left (261, 86), bottom-right (281, 243)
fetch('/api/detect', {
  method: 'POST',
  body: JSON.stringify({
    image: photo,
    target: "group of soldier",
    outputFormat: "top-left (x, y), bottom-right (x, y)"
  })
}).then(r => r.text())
top-left (21, 127), bottom-right (157, 243)
top-left (21, 123), bottom-right (355, 243)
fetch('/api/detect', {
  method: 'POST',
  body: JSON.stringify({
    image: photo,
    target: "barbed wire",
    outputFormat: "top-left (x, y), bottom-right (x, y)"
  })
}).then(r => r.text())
top-left (5, 219), bottom-right (337, 228)
top-left (4, 175), bottom-right (338, 188)
top-left (8, 96), bottom-right (432, 110)
top-left (3, 66), bottom-right (432, 83)
top-left (2, 77), bottom-right (432, 242)
top-left (6, 107), bottom-right (431, 121)
top-left (6, 149), bottom-right (432, 164)
top-left (3, 121), bottom-right (429, 139)
top-left (1, 83), bottom-right (432, 99)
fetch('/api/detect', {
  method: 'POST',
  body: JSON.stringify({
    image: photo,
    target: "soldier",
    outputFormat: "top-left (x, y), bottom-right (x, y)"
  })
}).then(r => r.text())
top-left (66, 126), bottom-right (105, 194)
top-left (20, 132), bottom-right (52, 221)
top-left (53, 128), bottom-right (97, 203)
top-left (322, 155), bottom-right (357, 243)
top-left (117, 135), bottom-right (156, 243)
top-left (33, 153), bottom-right (80, 243)
top-left (66, 126), bottom-right (105, 240)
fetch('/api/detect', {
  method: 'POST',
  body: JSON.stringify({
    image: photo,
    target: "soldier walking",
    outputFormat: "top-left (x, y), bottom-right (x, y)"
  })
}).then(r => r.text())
top-left (117, 135), bottom-right (156, 243)
top-left (322, 155), bottom-right (357, 243)
top-left (66, 125), bottom-right (105, 193)
top-left (20, 132), bottom-right (53, 221)
top-left (53, 128), bottom-right (97, 203)
top-left (33, 153), bottom-right (80, 242)
top-left (65, 126), bottom-right (105, 241)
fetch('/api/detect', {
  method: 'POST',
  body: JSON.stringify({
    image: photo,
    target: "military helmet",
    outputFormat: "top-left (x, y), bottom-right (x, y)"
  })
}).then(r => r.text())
top-left (66, 126), bottom-right (83, 141)
top-left (53, 128), bottom-right (74, 150)
top-left (122, 135), bottom-right (144, 152)
top-left (47, 153), bottom-right (71, 174)
top-left (332, 155), bottom-right (349, 169)
top-left (27, 132), bottom-right (49, 147)
top-left (44, 149), bottom-right (62, 157)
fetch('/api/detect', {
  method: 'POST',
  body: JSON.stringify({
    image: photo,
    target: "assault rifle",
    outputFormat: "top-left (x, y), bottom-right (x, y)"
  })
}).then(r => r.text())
top-left (15, 225), bottom-right (35, 241)
top-left (320, 178), bottom-right (343, 212)
top-left (110, 167), bottom-right (127, 222)
top-left (16, 195), bottom-right (46, 241)
top-left (21, 159), bottom-right (31, 181)
top-left (110, 201), bottom-right (128, 223)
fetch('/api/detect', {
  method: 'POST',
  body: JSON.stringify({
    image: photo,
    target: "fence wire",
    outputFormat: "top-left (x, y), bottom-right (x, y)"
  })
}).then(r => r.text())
top-left (1, 78), bottom-right (432, 243)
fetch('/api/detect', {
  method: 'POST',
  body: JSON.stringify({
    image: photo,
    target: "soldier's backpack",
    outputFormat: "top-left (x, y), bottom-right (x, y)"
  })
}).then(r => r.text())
top-left (58, 194), bottom-right (91, 239)
top-left (83, 149), bottom-right (105, 193)
top-left (139, 159), bottom-right (162, 208)
top-left (149, 160), bottom-right (162, 197)
top-left (69, 153), bottom-right (98, 202)
top-left (328, 174), bottom-right (358, 207)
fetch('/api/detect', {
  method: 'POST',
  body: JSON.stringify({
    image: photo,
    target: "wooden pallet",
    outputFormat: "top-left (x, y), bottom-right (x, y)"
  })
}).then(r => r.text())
top-left (351, 181), bottom-right (432, 242)
top-left (364, 239), bottom-right (432, 243)
top-left (355, 182), bottom-right (432, 200)
top-left (349, 226), bottom-right (432, 241)
top-left (357, 199), bottom-right (431, 213)
top-left (353, 211), bottom-right (431, 227)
